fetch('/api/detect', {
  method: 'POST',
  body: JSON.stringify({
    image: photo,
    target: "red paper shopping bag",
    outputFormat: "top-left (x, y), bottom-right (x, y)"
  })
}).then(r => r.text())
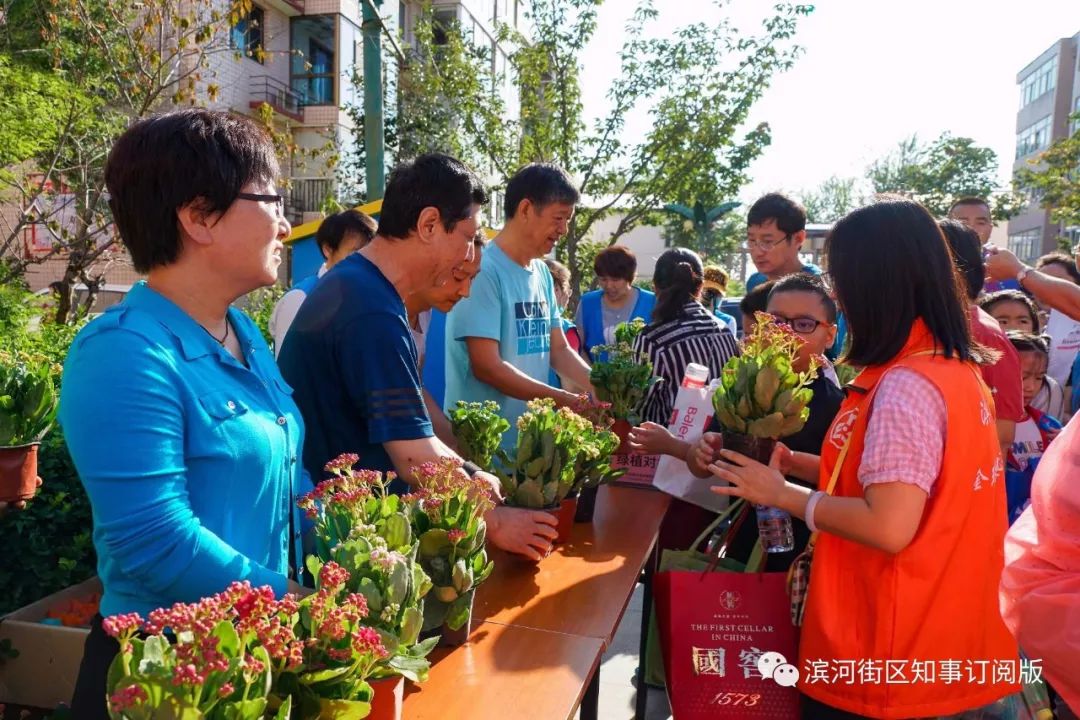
top-left (654, 570), bottom-right (800, 719)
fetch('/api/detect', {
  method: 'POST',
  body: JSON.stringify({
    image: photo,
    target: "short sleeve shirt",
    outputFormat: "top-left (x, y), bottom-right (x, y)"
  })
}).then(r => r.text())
top-left (444, 243), bottom-right (559, 450)
top-left (278, 254), bottom-right (432, 484)
top-left (970, 306), bottom-right (1025, 423)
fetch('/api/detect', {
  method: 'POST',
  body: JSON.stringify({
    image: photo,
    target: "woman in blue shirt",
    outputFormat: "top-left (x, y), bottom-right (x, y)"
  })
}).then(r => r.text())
top-left (60, 109), bottom-right (309, 718)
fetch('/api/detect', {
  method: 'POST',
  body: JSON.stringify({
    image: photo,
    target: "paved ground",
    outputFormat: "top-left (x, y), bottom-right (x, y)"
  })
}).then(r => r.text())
top-left (577, 584), bottom-right (672, 720)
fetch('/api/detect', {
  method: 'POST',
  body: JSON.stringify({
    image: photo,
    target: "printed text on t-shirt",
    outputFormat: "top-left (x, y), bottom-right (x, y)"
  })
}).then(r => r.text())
top-left (516, 301), bottom-right (551, 355)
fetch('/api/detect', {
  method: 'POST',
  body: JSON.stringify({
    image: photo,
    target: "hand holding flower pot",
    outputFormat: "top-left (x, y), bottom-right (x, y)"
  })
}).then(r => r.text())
top-left (0, 352), bottom-right (58, 503)
top-left (710, 313), bottom-right (819, 553)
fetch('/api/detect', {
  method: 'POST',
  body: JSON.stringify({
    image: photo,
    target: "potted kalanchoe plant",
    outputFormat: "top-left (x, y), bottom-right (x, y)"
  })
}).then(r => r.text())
top-left (588, 319), bottom-right (656, 452)
top-left (570, 409), bottom-right (626, 523)
top-left (0, 352), bottom-right (58, 504)
top-left (712, 312), bottom-right (819, 554)
top-left (407, 457), bottom-right (496, 646)
top-left (495, 398), bottom-right (594, 543)
top-left (298, 456), bottom-right (437, 720)
top-left (447, 400), bottom-right (509, 471)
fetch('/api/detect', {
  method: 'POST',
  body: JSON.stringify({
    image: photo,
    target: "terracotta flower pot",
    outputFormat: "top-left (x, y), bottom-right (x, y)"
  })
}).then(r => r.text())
top-left (0, 443), bottom-right (39, 503)
top-left (574, 485), bottom-right (598, 523)
top-left (545, 497), bottom-right (577, 544)
top-left (611, 419), bottom-right (633, 455)
top-left (367, 675), bottom-right (404, 720)
top-left (438, 603), bottom-right (473, 648)
top-left (720, 432), bottom-right (777, 465)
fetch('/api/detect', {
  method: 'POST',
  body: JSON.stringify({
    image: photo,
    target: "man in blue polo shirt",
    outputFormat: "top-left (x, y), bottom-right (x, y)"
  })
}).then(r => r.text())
top-left (445, 163), bottom-right (594, 451)
top-left (279, 153), bottom-right (558, 560)
top-left (744, 192), bottom-right (821, 292)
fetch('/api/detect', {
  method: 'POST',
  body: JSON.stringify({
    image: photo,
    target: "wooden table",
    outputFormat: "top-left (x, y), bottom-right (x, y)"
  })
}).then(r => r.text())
top-left (474, 484), bottom-right (671, 648)
top-left (402, 622), bottom-right (605, 720)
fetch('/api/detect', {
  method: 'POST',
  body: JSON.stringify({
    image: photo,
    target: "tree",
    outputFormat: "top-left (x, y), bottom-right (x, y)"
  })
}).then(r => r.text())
top-left (798, 175), bottom-right (863, 224)
top-left (1016, 113), bottom-right (1080, 233)
top-left (867, 133), bottom-right (1021, 220)
top-left (0, 0), bottom-right (254, 323)
top-left (348, 0), bottom-right (813, 307)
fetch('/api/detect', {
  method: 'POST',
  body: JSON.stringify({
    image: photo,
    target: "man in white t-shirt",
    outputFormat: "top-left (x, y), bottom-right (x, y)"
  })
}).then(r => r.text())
top-left (269, 209), bottom-right (376, 356)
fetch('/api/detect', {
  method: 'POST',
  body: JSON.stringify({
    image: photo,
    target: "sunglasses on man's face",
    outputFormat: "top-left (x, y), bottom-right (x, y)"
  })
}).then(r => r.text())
top-left (770, 314), bottom-right (826, 335)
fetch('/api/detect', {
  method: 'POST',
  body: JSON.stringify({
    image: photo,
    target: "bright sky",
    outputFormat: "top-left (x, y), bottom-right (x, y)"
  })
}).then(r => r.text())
top-left (579, 0), bottom-right (1080, 203)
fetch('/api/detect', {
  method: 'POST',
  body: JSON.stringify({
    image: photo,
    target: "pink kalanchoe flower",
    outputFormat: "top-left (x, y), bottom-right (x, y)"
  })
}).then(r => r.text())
top-left (351, 626), bottom-right (389, 658)
top-left (448, 529), bottom-right (467, 544)
top-left (218, 682), bottom-right (235, 699)
top-left (324, 453), bottom-right (360, 473)
top-left (318, 561), bottom-right (350, 590)
top-left (102, 612), bottom-right (144, 638)
top-left (108, 685), bottom-right (148, 713)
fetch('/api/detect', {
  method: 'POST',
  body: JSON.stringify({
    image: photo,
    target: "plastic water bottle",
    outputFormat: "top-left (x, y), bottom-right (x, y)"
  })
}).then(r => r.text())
top-left (682, 363), bottom-right (710, 389)
top-left (755, 505), bottom-right (794, 553)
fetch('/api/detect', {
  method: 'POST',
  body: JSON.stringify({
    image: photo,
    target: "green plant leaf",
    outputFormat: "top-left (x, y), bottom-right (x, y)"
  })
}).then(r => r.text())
top-left (318, 698), bottom-right (372, 720)
top-left (418, 528), bottom-right (451, 558)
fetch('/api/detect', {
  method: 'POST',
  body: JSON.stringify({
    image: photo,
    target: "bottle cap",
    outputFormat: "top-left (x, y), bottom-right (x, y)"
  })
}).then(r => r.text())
top-left (683, 363), bottom-right (710, 386)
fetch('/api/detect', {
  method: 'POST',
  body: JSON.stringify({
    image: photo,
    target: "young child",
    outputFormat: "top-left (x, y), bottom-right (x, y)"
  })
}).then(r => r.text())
top-left (1005, 332), bottom-right (1063, 525)
top-left (982, 291), bottom-right (1066, 419)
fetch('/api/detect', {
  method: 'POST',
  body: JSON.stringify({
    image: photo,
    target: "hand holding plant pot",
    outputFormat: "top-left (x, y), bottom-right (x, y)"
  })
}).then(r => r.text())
top-left (407, 457), bottom-right (496, 645)
top-left (710, 313), bottom-right (819, 553)
top-left (0, 352), bottom-right (58, 504)
top-left (448, 401), bottom-right (510, 471)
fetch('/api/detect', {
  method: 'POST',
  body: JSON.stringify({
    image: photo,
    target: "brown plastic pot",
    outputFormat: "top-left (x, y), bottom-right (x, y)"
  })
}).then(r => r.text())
top-left (0, 443), bottom-right (39, 503)
top-left (545, 497), bottom-right (578, 544)
top-left (720, 432), bottom-right (777, 465)
top-left (367, 675), bottom-right (404, 720)
top-left (611, 419), bottom-right (633, 455)
top-left (437, 598), bottom-right (473, 648)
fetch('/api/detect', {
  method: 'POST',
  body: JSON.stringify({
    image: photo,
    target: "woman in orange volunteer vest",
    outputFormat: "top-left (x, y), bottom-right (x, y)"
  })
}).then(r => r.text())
top-left (707, 198), bottom-right (1026, 720)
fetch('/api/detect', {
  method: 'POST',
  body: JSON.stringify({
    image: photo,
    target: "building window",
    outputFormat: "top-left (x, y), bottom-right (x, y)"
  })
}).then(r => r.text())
top-left (291, 15), bottom-right (336, 106)
top-left (1019, 56), bottom-right (1057, 108)
top-left (1008, 228), bottom-right (1042, 262)
top-left (1016, 115), bottom-right (1052, 159)
top-left (231, 6), bottom-right (265, 63)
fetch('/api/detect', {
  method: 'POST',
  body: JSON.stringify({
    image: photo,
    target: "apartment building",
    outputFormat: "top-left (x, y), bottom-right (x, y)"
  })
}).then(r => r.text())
top-left (1008, 32), bottom-right (1080, 261)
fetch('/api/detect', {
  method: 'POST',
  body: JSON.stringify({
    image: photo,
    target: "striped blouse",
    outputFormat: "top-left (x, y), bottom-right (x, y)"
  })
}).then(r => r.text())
top-left (632, 302), bottom-right (740, 425)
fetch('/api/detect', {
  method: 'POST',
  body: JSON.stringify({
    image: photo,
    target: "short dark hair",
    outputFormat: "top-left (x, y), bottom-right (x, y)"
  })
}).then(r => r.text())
top-left (827, 197), bottom-right (981, 366)
top-left (769, 273), bottom-right (837, 323)
top-left (938, 219), bottom-right (984, 301)
top-left (740, 280), bottom-right (775, 319)
top-left (1035, 252), bottom-right (1080, 285)
top-left (979, 290), bottom-right (1041, 333)
top-left (593, 246), bottom-right (637, 281)
top-left (544, 258), bottom-right (571, 289)
top-left (747, 193), bottom-right (806, 235)
top-left (104, 108), bottom-right (280, 273)
top-left (1007, 330), bottom-right (1049, 358)
top-left (316, 209), bottom-right (377, 255)
top-left (504, 163), bottom-right (579, 219)
top-left (651, 247), bottom-right (704, 325)
top-left (948, 196), bottom-right (991, 215)
top-left (377, 153), bottom-right (488, 240)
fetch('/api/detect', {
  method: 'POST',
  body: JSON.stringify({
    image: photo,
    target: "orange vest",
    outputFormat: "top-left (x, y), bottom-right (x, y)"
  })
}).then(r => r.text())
top-left (798, 321), bottom-right (1020, 719)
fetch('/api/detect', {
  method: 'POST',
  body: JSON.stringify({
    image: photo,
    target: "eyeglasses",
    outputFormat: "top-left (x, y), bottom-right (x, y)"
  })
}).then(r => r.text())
top-left (237, 192), bottom-right (284, 214)
top-left (742, 235), bottom-right (791, 252)
top-left (770, 313), bottom-right (827, 335)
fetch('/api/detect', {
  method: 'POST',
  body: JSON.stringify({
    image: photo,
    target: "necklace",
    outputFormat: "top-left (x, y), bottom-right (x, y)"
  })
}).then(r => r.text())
top-left (202, 321), bottom-right (230, 346)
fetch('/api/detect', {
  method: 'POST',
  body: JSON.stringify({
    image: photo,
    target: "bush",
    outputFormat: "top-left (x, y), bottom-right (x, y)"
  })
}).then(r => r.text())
top-left (0, 285), bottom-right (95, 614)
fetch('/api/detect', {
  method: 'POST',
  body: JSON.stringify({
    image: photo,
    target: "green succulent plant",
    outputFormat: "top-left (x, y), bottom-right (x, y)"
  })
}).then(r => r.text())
top-left (589, 318), bottom-right (656, 422)
top-left (448, 400), bottom-right (510, 471)
top-left (712, 313), bottom-right (819, 439)
top-left (0, 352), bottom-right (58, 447)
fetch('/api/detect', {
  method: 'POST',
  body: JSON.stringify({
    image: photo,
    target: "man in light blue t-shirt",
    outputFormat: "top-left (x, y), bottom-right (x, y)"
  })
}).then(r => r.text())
top-left (445, 163), bottom-right (594, 449)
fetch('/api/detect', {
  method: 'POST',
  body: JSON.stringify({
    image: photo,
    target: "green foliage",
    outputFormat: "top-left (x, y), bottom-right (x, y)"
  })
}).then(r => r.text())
top-left (589, 319), bottom-right (655, 421)
top-left (1016, 113), bottom-right (1080, 231)
top-left (448, 401), bottom-right (511, 471)
top-left (868, 133), bottom-right (1022, 221)
top-left (0, 352), bottom-right (58, 445)
top-left (713, 314), bottom-right (818, 439)
top-left (495, 399), bottom-right (606, 509)
top-left (798, 175), bottom-right (864, 224)
top-left (243, 283), bottom-right (286, 348)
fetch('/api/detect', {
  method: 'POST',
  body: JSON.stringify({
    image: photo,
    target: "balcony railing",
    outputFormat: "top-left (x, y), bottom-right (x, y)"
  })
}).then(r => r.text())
top-left (249, 75), bottom-right (306, 121)
top-left (286, 178), bottom-right (334, 222)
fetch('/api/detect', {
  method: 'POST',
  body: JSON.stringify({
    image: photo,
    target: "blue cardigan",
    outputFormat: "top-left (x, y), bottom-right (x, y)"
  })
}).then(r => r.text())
top-left (579, 288), bottom-right (656, 361)
top-left (59, 283), bottom-right (309, 617)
